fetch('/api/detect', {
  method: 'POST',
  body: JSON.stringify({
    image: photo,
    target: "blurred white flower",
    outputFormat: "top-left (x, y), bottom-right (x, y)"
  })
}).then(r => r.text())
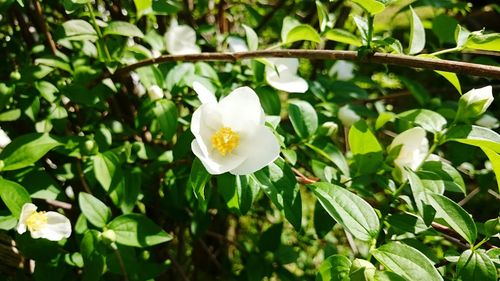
top-left (227, 37), bottom-right (248, 52)
top-left (17, 203), bottom-right (71, 241)
top-left (329, 60), bottom-right (355, 81)
top-left (190, 82), bottom-right (280, 175)
top-left (165, 20), bottom-right (201, 55)
top-left (388, 127), bottom-right (429, 176)
top-left (0, 127), bottom-right (11, 148)
top-left (338, 105), bottom-right (360, 127)
top-left (265, 58), bottom-right (308, 93)
top-left (457, 85), bottom-right (493, 120)
top-left (147, 85), bottom-right (164, 101)
top-left (475, 114), bottom-right (499, 129)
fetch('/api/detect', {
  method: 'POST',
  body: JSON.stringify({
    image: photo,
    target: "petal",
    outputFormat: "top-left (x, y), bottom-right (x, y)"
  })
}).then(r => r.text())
top-left (192, 140), bottom-right (246, 175)
top-left (265, 58), bottom-right (308, 93)
top-left (267, 58), bottom-right (299, 74)
top-left (0, 127), bottom-right (11, 148)
top-left (165, 25), bottom-right (201, 55)
top-left (230, 126), bottom-right (280, 175)
top-left (193, 81), bottom-right (217, 104)
top-left (227, 37), bottom-right (249, 52)
top-left (191, 104), bottom-right (221, 155)
top-left (17, 203), bottom-right (37, 234)
top-left (218, 87), bottom-right (265, 132)
top-left (34, 212), bottom-right (71, 241)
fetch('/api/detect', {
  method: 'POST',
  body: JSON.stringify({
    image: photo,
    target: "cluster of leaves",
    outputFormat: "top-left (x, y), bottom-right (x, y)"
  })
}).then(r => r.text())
top-left (0, 0), bottom-right (499, 280)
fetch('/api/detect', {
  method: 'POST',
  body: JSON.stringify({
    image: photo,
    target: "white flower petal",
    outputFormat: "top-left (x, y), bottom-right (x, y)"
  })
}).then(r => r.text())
top-left (265, 58), bottom-right (308, 93)
top-left (227, 37), bottom-right (249, 52)
top-left (191, 104), bottom-right (221, 155)
top-left (389, 127), bottom-right (429, 171)
top-left (218, 87), bottom-right (265, 132)
top-left (17, 203), bottom-right (37, 235)
top-left (191, 140), bottom-right (246, 175)
top-left (31, 212), bottom-right (71, 241)
top-left (0, 127), bottom-right (11, 149)
top-left (147, 85), bottom-right (164, 101)
top-left (476, 114), bottom-right (499, 129)
top-left (165, 24), bottom-right (201, 55)
top-left (193, 81), bottom-right (217, 104)
top-left (338, 105), bottom-right (361, 127)
top-left (230, 126), bottom-right (280, 175)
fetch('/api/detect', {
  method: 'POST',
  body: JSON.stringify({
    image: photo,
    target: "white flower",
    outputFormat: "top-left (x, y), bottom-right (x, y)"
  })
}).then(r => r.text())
top-left (0, 127), bottom-right (11, 148)
top-left (457, 85), bottom-right (494, 120)
top-left (329, 60), bottom-right (355, 81)
top-left (227, 37), bottom-right (249, 52)
top-left (338, 105), bottom-right (360, 127)
top-left (388, 127), bottom-right (429, 173)
top-left (265, 58), bottom-right (308, 93)
top-left (17, 203), bottom-right (71, 241)
top-left (147, 85), bottom-right (164, 101)
top-left (165, 20), bottom-right (201, 55)
top-left (475, 114), bottom-right (499, 129)
top-left (190, 82), bottom-right (280, 175)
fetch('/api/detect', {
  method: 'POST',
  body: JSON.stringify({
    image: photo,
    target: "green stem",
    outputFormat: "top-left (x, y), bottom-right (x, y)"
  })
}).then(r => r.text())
top-left (471, 237), bottom-right (489, 251)
top-left (430, 47), bottom-right (461, 57)
top-left (367, 15), bottom-right (374, 49)
top-left (86, 3), bottom-right (111, 61)
top-left (366, 238), bottom-right (377, 262)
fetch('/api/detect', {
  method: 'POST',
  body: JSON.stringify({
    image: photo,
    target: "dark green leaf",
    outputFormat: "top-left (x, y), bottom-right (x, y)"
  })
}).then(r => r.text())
top-left (153, 99), bottom-right (178, 141)
top-left (288, 100), bottom-right (318, 139)
top-left (0, 177), bottom-right (31, 218)
top-left (457, 250), bottom-right (497, 281)
top-left (78, 192), bottom-right (111, 228)
top-left (108, 214), bottom-right (173, 247)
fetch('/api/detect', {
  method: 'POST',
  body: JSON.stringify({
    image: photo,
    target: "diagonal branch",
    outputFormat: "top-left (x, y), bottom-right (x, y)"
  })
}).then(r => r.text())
top-left (93, 50), bottom-right (500, 86)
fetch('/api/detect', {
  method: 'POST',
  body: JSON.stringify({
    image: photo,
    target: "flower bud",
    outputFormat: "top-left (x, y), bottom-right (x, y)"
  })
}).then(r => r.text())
top-left (147, 85), bottom-right (164, 101)
top-left (456, 86), bottom-right (493, 121)
top-left (338, 105), bottom-right (360, 127)
top-left (388, 127), bottom-right (429, 180)
top-left (317, 121), bottom-right (338, 137)
top-left (101, 229), bottom-right (117, 244)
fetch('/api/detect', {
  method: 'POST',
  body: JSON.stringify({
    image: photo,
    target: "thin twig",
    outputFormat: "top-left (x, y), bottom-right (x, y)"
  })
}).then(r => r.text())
top-left (165, 250), bottom-right (190, 281)
top-left (458, 187), bottom-right (480, 206)
top-left (114, 248), bottom-right (129, 281)
top-left (92, 50), bottom-right (500, 87)
top-left (32, 0), bottom-right (57, 54)
top-left (291, 167), bottom-right (319, 184)
top-left (44, 199), bottom-right (72, 210)
top-left (197, 239), bottom-right (226, 275)
top-left (75, 160), bottom-right (92, 194)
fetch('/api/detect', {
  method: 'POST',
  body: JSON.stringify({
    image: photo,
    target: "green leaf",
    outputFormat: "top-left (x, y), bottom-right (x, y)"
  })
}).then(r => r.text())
top-left (316, 254), bottom-right (351, 281)
top-left (435, 70), bottom-right (461, 94)
top-left (397, 109), bottom-right (447, 133)
top-left (457, 250), bottom-right (498, 281)
top-left (353, 16), bottom-right (369, 45)
top-left (288, 100), bottom-right (318, 139)
top-left (309, 182), bottom-right (379, 241)
top-left (242, 24), bottom-right (258, 51)
top-left (255, 86), bottom-right (281, 116)
top-left (93, 151), bottom-right (124, 192)
top-left (81, 230), bottom-right (105, 281)
top-left (133, 0), bottom-right (152, 19)
top-left (107, 214), bottom-right (173, 247)
top-left (61, 19), bottom-right (97, 41)
top-left (78, 192), bottom-right (111, 228)
top-left (481, 147), bottom-right (500, 193)
top-left (374, 271), bottom-right (407, 281)
top-left (153, 99), bottom-right (178, 141)
top-left (371, 242), bottom-right (443, 281)
top-left (432, 14), bottom-right (459, 45)
top-left (103, 21), bottom-right (144, 38)
top-left (281, 17), bottom-right (299, 42)
top-left (218, 174), bottom-right (256, 216)
top-left (285, 24), bottom-right (321, 44)
top-left (189, 158), bottom-right (211, 201)
top-left (408, 6), bottom-right (425, 55)
top-left (0, 177), bottom-right (31, 218)
top-left (428, 193), bottom-right (477, 245)
top-left (349, 120), bottom-right (383, 175)
top-left (350, 0), bottom-right (385, 15)
top-left (307, 139), bottom-right (350, 176)
top-left (314, 200), bottom-right (336, 239)
top-left (324, 29), bottom-right (362, 47)
top-left (35, 81), bottom-right (58, 102)
top-left (0, 215), bottom-right (17, 231)
top-left (455, 24), bottom-right (471, 49)
top-left (465, 32), bottom-right (500, 52)
top-left (0, 109), bottom-right (21, 121)
top-left (386, 213), bottom-right (429, 234)
top-left (445, 125), bottom-right (500, 153)
top-left (0, 133), bottom-right (62, 171)
top-left (420, 161), bottom-right (466, 194)
top-left (316, 1), bottom-right (329, 33)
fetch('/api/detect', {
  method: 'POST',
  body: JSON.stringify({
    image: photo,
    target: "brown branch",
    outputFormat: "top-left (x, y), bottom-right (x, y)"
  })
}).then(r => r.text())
top-left (93, 50), bottom-right (500, 87)
top-left (291, 167), bottom-right (319, 184)
top-left (32, 0), bottom-right (57, 55)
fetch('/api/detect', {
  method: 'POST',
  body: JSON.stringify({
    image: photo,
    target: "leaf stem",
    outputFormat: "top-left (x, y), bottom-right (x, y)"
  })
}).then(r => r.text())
top-left (430, 47), bottom-right (461, 57)
top-left (86, 3), bottom-right (111, 61)
top-left (367, 15), bottom-right (374, 49)
top-left (471, 237), bottom-right (489, 251)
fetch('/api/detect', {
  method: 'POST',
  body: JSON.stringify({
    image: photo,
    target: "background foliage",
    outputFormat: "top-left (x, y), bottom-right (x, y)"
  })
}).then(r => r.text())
top-left (0, 0), bottom-right (499, 280)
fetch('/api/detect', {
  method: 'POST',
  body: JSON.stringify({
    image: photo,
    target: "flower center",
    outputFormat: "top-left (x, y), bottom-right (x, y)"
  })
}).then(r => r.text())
top-left (211, 127), bottom-right (240, 156)
top-left (26, 211), bottom-right (48, 232)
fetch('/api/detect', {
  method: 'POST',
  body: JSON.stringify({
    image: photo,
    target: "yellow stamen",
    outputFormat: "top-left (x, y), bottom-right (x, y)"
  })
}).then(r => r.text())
top-left (26, 211), bottom-right (48, 232)
top-left (211, 127), bottom-right (240, 156)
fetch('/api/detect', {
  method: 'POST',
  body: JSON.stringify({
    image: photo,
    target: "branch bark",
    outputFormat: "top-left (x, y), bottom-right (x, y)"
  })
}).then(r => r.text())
top-left (32, 0), bottom-right (57, 55)
top-left (94, 50), bottom-right (500, 86)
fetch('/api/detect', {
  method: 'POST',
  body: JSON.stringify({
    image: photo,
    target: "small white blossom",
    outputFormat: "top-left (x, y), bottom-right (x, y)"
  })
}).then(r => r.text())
top-left (148, 85), bottom-right (164, 101)
top-left (17, 203), bottom-right (71, 241)
top-left (190, 82), bottom-right (280, 175)
top-left (265, 58), bottom-right (308, 93)
top-left (227, 37), bottom-right (249, 53)
top-left (0, 127), bottom-right (11, 148)
top-left (388, 127), bottom-right (429, 177)
top-left (165, 20), bottom-right (201, 55)
top-left (338, 105), bottom-right (360, 127)
top-left (329, 60), bottom-right (355, 81)
top-left (457, 85), bottom-right (494, 120)
top-left (475, 114), bottom-right (499, 129)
